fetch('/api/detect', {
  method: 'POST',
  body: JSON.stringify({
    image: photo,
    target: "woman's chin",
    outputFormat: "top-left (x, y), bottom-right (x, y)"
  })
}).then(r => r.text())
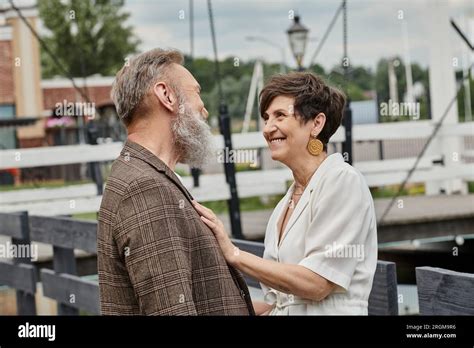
top-left (270, 149), bottom-right (287, 162)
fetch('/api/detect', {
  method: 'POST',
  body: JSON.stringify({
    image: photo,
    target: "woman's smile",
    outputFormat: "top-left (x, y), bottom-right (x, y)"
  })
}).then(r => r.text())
top-left (269, 136), bottom-right (287, 146)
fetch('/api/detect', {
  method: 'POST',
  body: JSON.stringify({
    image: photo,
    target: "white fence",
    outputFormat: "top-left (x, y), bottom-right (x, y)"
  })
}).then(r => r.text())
top-left (1, 121), bottom-right (473, 216)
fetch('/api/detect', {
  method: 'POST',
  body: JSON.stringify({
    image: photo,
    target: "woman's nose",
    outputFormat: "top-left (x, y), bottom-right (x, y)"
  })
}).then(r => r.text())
top-left (263, 121), bottom-right (277, 137)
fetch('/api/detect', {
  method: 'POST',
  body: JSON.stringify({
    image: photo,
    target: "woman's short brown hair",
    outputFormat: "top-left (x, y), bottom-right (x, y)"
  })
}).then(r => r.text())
top-left (259, 72), bottom-right (346, 151)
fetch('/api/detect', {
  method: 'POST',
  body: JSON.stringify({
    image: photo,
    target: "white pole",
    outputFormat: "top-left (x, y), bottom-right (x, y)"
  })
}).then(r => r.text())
top-left (402, 20), bottom-right (414, 103)
top-left (426, 0), bottom-right (467, 195)
top-left (242, 60), bottom-right (263, 133)
top-left (388, 59), bottom-right (399, 104)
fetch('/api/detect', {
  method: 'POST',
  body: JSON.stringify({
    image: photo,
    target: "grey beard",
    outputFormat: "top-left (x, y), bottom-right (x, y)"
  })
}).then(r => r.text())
top-left (171, 97), bottom-right (215, 168)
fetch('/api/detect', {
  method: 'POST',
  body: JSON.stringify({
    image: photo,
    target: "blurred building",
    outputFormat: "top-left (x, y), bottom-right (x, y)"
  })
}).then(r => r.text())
top-left (0, 4), bottom-right (43, 149)
top-left (41, 76), bottom-right (122, 147)
top-left (0, 4), bottom-right (121, 184)
top-left (0, 4), bottom-right (121, 153)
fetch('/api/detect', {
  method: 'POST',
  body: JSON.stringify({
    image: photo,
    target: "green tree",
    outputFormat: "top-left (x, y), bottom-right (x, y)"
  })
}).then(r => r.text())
top-left (325, 66), bottom-right (371, 101)
top-left (185, 56), bottom-right (280, 123)
top-left (39, 0), bottom-right (140, 78)
top-left (351, 66), bottom-right (375, 91)
top-left (375, 57), bottom-right (430, 121)
top-left (184, 55), bottom-right (377, 126)
top-left (308, 63), bottom-right (326, 76)
top-left (205, 75), bottom-right (251, 120)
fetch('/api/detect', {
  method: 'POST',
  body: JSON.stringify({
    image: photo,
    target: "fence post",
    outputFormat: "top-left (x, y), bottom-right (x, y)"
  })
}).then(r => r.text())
top-left (52, 246), bottom-right (79, 315)
top-left (378, 140), bottom-right (384, 160)
top-left (342, 100), bottom-right (353, 165)
top-left (11, 211), bottom-right (36, 315)
top-left (87, 121), bottom-right (104, 195)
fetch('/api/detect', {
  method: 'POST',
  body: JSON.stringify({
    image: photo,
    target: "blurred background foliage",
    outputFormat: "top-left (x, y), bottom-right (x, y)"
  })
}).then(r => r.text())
top-left (39, 0), bottom-right (140, 78)
top-left (38, 0), bottom-right (472, 125)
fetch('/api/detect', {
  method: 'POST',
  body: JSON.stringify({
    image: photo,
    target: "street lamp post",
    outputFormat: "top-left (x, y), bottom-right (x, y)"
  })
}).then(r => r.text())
top-left (287, 15), bottom-right (309, 71)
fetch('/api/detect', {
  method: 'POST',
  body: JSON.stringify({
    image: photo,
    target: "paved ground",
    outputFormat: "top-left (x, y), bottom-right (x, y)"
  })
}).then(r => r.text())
top-left (218, 193), bottom-right (474, 240)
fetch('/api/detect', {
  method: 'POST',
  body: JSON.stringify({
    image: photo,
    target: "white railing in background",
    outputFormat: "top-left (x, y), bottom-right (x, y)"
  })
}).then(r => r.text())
top-left (1, 121), bottom-right (473, 216)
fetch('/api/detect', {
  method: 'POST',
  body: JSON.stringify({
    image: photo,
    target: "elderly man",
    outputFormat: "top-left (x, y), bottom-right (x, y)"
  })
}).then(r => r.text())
top-left (97, 48), bottom-right (254, 315)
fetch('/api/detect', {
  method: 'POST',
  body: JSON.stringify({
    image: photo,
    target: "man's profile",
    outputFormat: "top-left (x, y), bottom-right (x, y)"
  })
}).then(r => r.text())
top-left (97, 48), bottom-right (254, 315)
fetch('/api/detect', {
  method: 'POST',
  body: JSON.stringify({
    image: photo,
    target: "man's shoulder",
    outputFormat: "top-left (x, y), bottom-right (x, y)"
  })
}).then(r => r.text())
top-left (110, 153), bottom-right (154, 182)
top-left (108, 154), bottom-right (171, 189)
top-left (99, 155), bottom-right (171, 221)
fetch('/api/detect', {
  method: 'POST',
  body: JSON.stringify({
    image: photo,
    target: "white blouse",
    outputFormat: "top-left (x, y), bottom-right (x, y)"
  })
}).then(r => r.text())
top-left (261, 153), bottom-right (378, 315)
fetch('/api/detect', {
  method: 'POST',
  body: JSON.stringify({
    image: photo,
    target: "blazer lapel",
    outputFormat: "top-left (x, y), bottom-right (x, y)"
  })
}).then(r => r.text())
top-left (278, 188), bottom-right (310, 248)
top-left (273, 185), bottom-right (293, 250)
top-left (122, 140), bottom-right (195, 203)
top-left (162, 166), bottom-right (195, 202)
top-left (277, 153), bottom-right (345, 248)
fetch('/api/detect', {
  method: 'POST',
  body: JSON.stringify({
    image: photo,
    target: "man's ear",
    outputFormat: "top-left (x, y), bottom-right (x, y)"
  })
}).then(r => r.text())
top-left (312, 112), bottom-right (326, 135)
top-left (152, 82), bottom-right (176, 113)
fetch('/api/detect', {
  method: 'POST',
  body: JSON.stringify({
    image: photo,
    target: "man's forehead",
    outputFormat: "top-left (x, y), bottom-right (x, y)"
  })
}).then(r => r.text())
top-left (170, 63), bottom-right (199, 88)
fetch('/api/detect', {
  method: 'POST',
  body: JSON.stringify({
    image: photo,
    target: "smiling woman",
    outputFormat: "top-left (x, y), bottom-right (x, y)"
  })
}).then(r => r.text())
top-left (195, 71), bottom-right (378, 315)
top-left (260, 72), bottom-right (346, 155)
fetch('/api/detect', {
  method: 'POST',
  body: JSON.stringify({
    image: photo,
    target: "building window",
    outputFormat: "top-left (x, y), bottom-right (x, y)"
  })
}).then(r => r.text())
top-left (0, 105), bottom-right (16, 149)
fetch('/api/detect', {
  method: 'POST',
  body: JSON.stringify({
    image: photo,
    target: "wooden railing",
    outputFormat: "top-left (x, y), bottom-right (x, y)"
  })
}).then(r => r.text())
top-left (1, 121), bottom-right (473, 216)
top-left (416, 267), bottom-right (474, 315)
top-left (0, 211), bottom-right (408, 315)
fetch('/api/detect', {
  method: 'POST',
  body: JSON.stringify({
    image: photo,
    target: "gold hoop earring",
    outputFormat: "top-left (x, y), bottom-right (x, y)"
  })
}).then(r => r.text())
top-left (307, 134), bottom-right (323, 156)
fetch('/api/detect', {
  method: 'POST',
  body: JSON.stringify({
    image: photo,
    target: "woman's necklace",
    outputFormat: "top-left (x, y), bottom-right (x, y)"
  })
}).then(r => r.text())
top-left (288, 163), bottom-right (320, 209)
top-left (288, 184), bottom-right (306, 209)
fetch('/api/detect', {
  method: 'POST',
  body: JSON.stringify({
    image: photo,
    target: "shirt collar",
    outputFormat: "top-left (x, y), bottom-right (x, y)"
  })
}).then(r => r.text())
top-left (287, 152), bottom-right (345, 193)
top-left (121, 139), bottom-right (194, 202)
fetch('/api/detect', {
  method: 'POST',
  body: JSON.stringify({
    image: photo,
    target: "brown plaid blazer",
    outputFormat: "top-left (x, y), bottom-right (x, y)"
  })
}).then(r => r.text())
top-left (98, 140), bottom-right (254, 315)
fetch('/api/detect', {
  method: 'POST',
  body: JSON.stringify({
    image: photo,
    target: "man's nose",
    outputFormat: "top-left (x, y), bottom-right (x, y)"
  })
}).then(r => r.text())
top-left (202, 107), bottom-right (209, 120)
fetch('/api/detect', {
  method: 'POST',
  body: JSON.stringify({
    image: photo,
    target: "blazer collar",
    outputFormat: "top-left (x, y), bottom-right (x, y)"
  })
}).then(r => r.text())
top-left (121, 139), bottom-right (194, 202)
top-left (277, 153), bottom-right (345, 248)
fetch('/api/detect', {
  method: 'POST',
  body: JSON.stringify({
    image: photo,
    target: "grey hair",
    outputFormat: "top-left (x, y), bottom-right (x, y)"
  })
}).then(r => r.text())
top-left (111, 48), bottom-right (184, 126)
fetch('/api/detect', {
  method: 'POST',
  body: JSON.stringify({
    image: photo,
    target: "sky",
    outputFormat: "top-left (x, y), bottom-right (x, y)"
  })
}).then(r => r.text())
top-left (0, 0), bottom-right (472, 71)
top-left (123, 0), bottom-right (474, 71)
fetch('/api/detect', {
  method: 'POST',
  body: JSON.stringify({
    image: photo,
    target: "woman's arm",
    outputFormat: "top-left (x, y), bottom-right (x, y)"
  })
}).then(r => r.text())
top-left (234, 249), bottom-right (336, 302)
top-left (253, 301), bottom-right (273, 315)
top-left (193, 201), bottom-right (336, 302)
